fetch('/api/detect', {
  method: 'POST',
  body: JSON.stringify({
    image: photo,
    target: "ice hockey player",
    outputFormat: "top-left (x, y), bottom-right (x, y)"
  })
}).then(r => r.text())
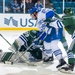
top-left (47, 12), bottom-right (69, 52)
top-left (9, 30), bottom-right (54, 62)
top-left (9, 30), bottom-right (42, 61)
top-left (29, 6), bottom-right (68, 69)
top-left (60, 7), bottom-right (75, 73)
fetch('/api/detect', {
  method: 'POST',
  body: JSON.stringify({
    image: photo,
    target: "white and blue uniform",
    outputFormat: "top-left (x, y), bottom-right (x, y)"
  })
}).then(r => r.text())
top-left (36, 8), bottom-right (64, 60)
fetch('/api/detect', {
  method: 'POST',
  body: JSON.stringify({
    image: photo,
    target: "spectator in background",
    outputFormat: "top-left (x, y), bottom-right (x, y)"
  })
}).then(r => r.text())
top-left (25, 0), bottom-right (29, 13)
top-left (11, 0), bottom-right (20, 13)
top-left (45, 0), bottom-right (53, 8)
top-left (28, 0), bottom-right (34, 12)
top-left (26, 0), bottom-right (34, 13)
top-left (17, 0), bottom-right (21, 6)
top-left (32, 0), bottom-right (37, 5)
top-left (35, 0), bottom-right (43, 10)
top-left (20, 0), bottom-right (24, 13)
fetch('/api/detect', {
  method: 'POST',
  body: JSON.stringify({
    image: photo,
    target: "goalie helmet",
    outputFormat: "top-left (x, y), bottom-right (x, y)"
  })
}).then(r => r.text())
top-left (64, 7), bottom-right (74, 14)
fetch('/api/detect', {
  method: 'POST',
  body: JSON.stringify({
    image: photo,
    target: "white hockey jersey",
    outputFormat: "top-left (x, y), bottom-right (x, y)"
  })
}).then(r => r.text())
top-left (36, 8), bottom-right (64, 42)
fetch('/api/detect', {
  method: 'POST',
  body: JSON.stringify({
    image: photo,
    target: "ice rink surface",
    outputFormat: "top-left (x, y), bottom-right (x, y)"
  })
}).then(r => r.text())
top-left (0, 30), bottom-right (75, 75)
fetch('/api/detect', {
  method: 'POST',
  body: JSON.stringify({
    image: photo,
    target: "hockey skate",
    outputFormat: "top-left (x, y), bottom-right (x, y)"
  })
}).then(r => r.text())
top-left (59, 63), bottom-right (74, 74)
top-left (43, 55), bottom-right (54, 64)
top-left (38, 55), bottom-right (54, 67)
top-left (56, 59), bottom-right (68, 70)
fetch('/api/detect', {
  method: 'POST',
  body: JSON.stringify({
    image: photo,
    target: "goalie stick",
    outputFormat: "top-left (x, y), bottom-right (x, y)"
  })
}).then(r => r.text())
top-left (0, 34), bottom-right (11, 46)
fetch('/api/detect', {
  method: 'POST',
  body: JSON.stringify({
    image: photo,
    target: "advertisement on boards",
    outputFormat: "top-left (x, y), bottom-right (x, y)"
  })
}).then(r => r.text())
top-left (0, 14), bottom-right (38, 30)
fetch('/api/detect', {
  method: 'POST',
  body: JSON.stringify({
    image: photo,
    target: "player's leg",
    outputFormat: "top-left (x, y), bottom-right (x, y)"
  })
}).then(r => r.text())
top-left (60, 39), bottom-right (75, 72)
top-left (9, 37), bottom-right (25, 51)
top-left (60, 31), bottom-right (75, 72)
top-left (50, 40), bottom-right (67, 69)
top-left (9, 32), bottom-right (29, 51)
top-left (43, 49), bottom-right (54, 62)
top-left (62, 36), bottom-right (68, 51)
top-left (43, 41), bottom-right (54, 63)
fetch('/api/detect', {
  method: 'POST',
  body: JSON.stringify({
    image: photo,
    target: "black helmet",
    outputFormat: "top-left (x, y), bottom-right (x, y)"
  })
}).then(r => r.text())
top-left (64, 7), bottom-right (73, 14)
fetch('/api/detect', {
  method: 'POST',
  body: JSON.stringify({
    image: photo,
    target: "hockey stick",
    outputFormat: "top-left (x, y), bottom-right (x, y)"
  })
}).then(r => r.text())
top-left (0, 34), bottom-right (16, 52)
top-left (0, 34), bottom-right (11, 46)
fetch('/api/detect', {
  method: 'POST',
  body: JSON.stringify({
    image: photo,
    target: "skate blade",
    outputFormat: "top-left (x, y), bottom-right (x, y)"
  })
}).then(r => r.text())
top-left (57, 64), bottom-right (68, 70)
top-left (59, 69), bottom-right (73, 74)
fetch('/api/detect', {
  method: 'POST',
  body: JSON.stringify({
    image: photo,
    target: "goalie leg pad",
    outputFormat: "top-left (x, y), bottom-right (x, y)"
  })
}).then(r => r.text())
top-left (9, 38), bottom-right (23, 51)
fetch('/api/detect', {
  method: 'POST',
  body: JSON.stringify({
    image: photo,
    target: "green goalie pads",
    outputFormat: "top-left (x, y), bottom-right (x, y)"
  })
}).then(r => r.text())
top-left (1, 52), bottom-right (14, 62)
